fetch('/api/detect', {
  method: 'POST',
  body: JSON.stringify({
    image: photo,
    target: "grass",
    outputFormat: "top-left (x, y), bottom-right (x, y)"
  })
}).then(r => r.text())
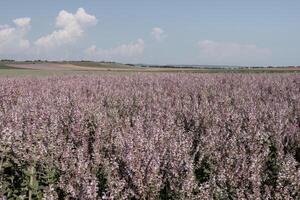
top-left (0, 63), bottom-right (22, 70)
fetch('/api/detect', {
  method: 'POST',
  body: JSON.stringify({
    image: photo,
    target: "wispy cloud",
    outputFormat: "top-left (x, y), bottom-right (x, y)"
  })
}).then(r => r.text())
top-left (197, 40), bottom-right (271, 65)
top-left (151, 27), bottom-right (167, 41)
top-left (84, 39), bottom-right (145, 61)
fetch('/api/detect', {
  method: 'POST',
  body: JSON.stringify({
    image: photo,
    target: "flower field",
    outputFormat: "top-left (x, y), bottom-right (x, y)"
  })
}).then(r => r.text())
top-left (0, 74), bottom-right (299, 199)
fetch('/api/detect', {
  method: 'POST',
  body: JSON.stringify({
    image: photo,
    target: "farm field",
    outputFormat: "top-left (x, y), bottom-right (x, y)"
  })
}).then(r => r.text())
top-left (2, 1), bottom-right (300, 199)
top-left (1, 61), bottom-right (300, 77)
top-left (0, 73), bottom-right (299, 199)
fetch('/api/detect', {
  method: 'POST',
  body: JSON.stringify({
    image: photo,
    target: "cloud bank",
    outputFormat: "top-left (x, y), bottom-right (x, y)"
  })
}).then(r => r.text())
top-left (0, 8), bottom-right (99, 60)
top-left (198, 40), bottom-right (271, 65)
top-left (35, 8), bottom-right (97, 49)
top-left (85, 39), bottom-right (145, 61)
top-left (0, 18), bottom-right (31, 55)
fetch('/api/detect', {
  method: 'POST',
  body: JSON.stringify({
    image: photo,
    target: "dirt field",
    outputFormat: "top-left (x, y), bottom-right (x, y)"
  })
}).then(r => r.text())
top-left (8, 63), bottom-right (107, 71)
top-left (1, 62), bottom-right (300, 77)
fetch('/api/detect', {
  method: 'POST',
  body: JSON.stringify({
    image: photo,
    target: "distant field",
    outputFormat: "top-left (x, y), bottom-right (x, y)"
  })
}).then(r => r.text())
top-left (8, 63), bottom-right (110, 71)
top-left (1, 61), bottom-right (300, 76)
top-left (64, 61), bottom-right (139, 69)
top-left (0, 69), bottom-right (133, 77)
top-left (0, 63), bottom-right (23, 70)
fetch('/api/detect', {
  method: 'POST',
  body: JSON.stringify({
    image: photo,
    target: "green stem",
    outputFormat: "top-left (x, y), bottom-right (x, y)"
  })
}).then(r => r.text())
top-left (0, 156), bottom-right (3, 172)
top-left (0, 156), bottom-right (4, 185)
top-left (28, 165), bottom-right (35, 200)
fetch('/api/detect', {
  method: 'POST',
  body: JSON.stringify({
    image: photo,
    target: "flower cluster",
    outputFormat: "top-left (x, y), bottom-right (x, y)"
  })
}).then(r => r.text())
top-left (0, 74), bottom-right (299, 199)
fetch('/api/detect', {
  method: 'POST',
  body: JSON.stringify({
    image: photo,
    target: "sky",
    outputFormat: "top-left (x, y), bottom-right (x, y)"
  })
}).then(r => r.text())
top-left (0, 0), bottom-right (299, 66)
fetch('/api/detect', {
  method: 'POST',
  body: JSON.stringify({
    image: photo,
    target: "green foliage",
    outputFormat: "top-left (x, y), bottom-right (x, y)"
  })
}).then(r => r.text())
top-left (159, 180), bottom-right (178, 200)
top-left (1, 158), bottom-right (27, 199)
top-left (0, 158), bottom-right (61, 200)
top-left (96, 166), bottom-right (108, 197)
top-left (261, 140), bottom-right (280, 199)
top-left (295, 147), bottom-right (300, 163)
top-left (194, 157), bottom-right (211, 184)
top-left (213, 184), bottom-right (237, 200)
top-left (0, 63), bottom-right (18, 70)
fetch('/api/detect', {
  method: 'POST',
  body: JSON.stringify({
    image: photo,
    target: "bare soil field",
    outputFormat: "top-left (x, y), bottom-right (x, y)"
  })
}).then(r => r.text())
top-left (8, 63), bottom-right (105, 71)
top-left (7, 62), bottom-right (146, 72)
top-left (1, 62), bottom-right (300, 77)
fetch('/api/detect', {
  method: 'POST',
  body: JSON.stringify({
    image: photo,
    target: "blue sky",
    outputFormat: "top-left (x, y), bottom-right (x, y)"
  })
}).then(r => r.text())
top-left (0, 0), bottom-right (299, 66)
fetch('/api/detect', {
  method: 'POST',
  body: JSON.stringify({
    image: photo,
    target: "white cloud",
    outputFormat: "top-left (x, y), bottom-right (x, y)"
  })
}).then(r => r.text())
top-left (13, 17), bottom-right (31, 27)
top-left (84, 39), bottom-right (145, 60)
top-left (0, 18), bottom-right (30, 55)
top-left (151, 27), bottom-right (167, 41)
top-left (197, 40), bottom-right (271, 65)
top-left (0, 25), bottom-right (9, 29)
top-left (35, 8), bottom-right (97, 49)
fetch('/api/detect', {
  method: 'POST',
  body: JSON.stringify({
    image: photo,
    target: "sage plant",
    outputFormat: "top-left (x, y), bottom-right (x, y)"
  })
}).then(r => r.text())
top-left (0, 74), bottom-right (299, 199)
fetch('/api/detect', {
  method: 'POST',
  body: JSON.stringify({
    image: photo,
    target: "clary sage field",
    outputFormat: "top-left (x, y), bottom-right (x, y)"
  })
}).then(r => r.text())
top-left (0, 74), bottom-right (299, 200)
